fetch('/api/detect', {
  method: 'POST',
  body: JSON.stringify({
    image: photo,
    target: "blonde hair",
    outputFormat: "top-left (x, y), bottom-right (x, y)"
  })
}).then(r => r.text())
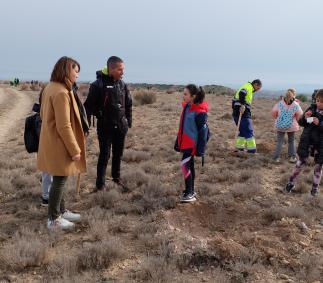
top-left (285, 88), bottom-right (296, 103)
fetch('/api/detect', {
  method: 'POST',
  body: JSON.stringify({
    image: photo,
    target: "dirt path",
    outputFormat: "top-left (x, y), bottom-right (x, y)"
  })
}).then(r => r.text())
top-left (0, 85), bottom-right (34, 147)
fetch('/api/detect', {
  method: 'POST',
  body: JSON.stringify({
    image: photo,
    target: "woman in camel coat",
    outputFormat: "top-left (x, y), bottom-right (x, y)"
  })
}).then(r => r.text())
top-left (37, 56), bottom-right (86, 229)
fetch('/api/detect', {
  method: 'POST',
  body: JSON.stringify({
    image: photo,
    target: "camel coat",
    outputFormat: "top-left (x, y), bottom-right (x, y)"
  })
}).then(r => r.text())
top-left (37, 82), bottom-right (86, 176)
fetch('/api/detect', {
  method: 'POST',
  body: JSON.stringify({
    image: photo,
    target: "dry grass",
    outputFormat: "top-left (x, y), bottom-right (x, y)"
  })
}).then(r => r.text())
top-left (19, 83), bottom-right (31, 91)
top-left (133, 255), bottom-right (174, 283)
top-left (0, 228), bottom-right (49, 271)
top-left (133, 90), bottom-right (157, 105)
top-left (77, 238), bottom-right (125, 270)
top-left (1, 87), bottom-right (322, 282)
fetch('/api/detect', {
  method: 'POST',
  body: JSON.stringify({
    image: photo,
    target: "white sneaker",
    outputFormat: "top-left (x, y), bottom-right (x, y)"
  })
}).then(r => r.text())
top-left (62, 210), bottom-right (81, 222)
top-left (289, 156), bottom-right (298, 163)
top-left (47, 216), bottom-right (74, 230)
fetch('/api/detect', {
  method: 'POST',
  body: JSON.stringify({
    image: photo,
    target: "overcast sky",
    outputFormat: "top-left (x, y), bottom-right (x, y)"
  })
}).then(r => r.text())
top-left (1, 0), bottom-right (323, 89)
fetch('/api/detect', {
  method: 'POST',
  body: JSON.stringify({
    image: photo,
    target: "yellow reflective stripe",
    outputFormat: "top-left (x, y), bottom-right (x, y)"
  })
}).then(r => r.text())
top-left (246, 137), bottom-right (256, 149)
top-left (236, 137), bottom-right (246, 148)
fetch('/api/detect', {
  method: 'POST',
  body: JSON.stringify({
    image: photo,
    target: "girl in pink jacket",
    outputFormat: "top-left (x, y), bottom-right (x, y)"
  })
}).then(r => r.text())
top-left (272, 89), bottom-right (303, 163)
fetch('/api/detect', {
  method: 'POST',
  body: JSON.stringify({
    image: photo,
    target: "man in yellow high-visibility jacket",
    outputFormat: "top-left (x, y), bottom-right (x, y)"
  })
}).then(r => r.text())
top-left (232, 79), bottom-right (262, 153)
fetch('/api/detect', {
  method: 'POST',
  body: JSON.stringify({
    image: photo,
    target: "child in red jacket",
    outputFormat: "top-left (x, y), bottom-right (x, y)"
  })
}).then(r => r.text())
top-left (174, 84), bottom-right (209, 202)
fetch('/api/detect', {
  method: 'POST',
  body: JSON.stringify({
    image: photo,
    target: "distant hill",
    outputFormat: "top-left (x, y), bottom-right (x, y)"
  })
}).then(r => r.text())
top-left (128, 83), bottom-right (235, 96)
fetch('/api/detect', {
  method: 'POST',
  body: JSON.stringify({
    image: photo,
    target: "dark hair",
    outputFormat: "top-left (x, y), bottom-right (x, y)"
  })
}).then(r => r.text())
top-left (50, 56), bottom-right (80, 88)
top-left (107, 56), bottom-right (123, 69)
top-left (185, 84), bottom-right (205, 104)
top-left (316, 89), bottom-right (323, 101)
top-left (252, 79), bottom-right (262, 86)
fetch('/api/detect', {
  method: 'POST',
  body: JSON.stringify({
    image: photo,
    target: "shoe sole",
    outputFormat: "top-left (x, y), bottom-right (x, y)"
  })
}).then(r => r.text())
top-left (41, 203), bottom-right (48, 207)
top-left (62, 217), bottom-right (81, 223)
top-left (47, 224), bottom-right (75, 230)
top-left (181, 197), bottom-right (197, 203)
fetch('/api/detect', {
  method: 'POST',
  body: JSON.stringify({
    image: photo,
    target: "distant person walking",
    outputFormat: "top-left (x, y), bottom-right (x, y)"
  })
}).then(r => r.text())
top-left (37, 56), bottom-right (87, 230)
top-left (232, 79), bottom-right (262, 153)
top-left (271, 89), bottom-right (303, 163)
top-left (84, 56), bottom-right (132, 192)
top-left (174, 85), bottom-right (209, 203)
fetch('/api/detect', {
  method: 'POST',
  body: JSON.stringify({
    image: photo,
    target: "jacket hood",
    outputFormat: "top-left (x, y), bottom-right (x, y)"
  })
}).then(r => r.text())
top-left (182, 101), bottom-right (209, 113)
top-left (95, 66), bottom-right (109, 79)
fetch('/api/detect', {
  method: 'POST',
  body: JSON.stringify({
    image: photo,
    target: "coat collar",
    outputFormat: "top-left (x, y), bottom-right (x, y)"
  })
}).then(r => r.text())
top-left (68, 90), bottom-right (82, 127)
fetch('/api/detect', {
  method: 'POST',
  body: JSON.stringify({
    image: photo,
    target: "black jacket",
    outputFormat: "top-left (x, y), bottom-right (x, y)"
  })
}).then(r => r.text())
top-left (84, 70), bottom-right (132, 132)
top-left (72, 83), bottom-right (89, 135)
top-left (297, 104), bottom-right (323, 164)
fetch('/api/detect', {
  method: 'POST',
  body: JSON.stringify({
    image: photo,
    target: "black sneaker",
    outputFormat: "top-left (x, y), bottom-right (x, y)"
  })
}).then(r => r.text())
top-left (113, 179), bottom-right (129, 193)
top-left (285, 182), bottom-right (295, 193)
top-left (41, 198), bottom-right (48, 207)
top-left (181, 193), bottom-right (197, 203)
top-left (311, 188), bottom-right (319, 197)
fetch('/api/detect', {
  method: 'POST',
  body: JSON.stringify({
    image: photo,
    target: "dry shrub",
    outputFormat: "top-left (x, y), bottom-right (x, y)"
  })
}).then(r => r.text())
top-left (131, 179), bottom-right (177, 214)
top-left (49, 272), bottom-right (97, 283)
top-left (141, 161), bottom-right (162, 174)
top-left (294, 180), bottom-right (310, 194)
top-left (19, 83), bottom-right (30, 91)
top-left (231, 182), bottom-right (261, 200)
top-left (280, 173), bottom-right (290, 185)
top-left (0, 174), bottom-right (13, 193)
top-left (198, 183), bottom-right (221, 198)
top-left (257, 141), bottom-right (275, 154)
top-left (48, 254), bottom-right (78, 277)
top-left (0, 228), bottom-right (49, 271)
top-left (91, 188), bottom-right (122, 209)
top-left (0, 158), bottom-right (23, 170)
top-left (122, 168), bottom-right (150, 191)
top-left (133, 221), bottom-right (166, 249)
top-left (263, 206), bottom-right (305, 222)
top-left (177, 249), bottom-right (219, 272)
top-left (85, 207), bottom-right (110, 240)
top-left (299, 253), bottom-right (323, 282)
top-left (134, 90), bottom-right (157, 105)
top-left (210, 268), bottom-right (231, 283)
top-left (134, 255), bottom-right (174, 283)
top-left (211, 167), bottom-right (238, 183)
top-left (85, 206), bottom-right (129, 239)
top-left (229, 260), bottom-right (265, 282)
top-left (239, 169), bottom-right (252, 182)
top-left (123, 149), bottom-right (151, 163)
top-left (77, 239), bottom-right (125, 270)
top-left (11, 173), bottom-right (38, 189)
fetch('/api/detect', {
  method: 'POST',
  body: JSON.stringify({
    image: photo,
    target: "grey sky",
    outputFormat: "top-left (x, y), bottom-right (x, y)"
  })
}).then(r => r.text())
top-left (1, 0), bottom-right (323, 88)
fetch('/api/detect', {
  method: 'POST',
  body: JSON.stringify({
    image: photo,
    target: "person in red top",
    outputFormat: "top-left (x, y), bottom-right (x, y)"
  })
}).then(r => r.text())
top-left (174, 84), bottom-right (209, 202)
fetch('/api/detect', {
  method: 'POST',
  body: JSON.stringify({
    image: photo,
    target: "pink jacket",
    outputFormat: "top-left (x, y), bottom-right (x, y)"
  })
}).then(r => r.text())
top-left (272, 99), bottom-right (303, 132)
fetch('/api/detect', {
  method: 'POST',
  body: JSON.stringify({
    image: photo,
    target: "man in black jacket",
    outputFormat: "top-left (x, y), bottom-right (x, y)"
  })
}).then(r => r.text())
top-left (84, 56), bottom-right (132, 191)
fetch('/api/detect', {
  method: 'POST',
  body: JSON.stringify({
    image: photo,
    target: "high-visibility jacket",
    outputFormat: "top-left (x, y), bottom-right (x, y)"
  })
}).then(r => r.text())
top-left (232, 82), bottom-right (255, 118)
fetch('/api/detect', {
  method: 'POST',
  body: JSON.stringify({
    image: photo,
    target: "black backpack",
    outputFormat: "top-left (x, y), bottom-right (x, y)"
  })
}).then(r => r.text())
top-left (24, 103), bottom-right (42, 153)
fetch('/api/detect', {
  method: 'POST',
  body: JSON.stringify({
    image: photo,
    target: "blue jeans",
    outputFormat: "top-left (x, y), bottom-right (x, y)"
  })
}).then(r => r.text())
top-left (41, 172), bottom-right (53, 200)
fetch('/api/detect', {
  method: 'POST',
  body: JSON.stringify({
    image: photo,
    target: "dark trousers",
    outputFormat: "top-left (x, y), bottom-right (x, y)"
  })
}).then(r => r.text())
top-left (96, 124), bottom-right (126, 189)
top-left (48, 176), bottom-right (68, 220)
top-left (181, 152), bottom-right (195, 195)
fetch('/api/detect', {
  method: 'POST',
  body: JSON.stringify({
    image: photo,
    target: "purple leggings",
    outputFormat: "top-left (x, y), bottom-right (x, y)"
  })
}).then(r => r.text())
top-left (289, 159), bottom-right (323, 193)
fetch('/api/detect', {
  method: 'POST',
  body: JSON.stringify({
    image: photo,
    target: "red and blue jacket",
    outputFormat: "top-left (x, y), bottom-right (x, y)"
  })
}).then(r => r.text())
top-left (174, 101), bottom-right (209, 156)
